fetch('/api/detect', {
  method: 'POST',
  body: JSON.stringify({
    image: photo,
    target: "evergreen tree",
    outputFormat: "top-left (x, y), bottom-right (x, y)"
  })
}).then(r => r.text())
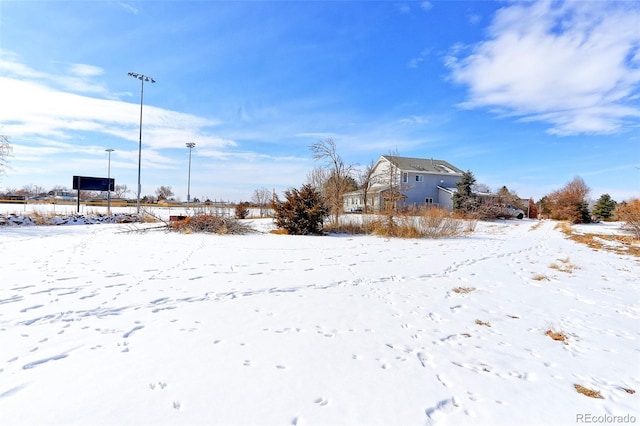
top-left (592, 194), bottom-right (617, 220)
top-left (578, 201), bottom-right (592, 224)
top-left (271, 184), bottom-right (329, 235)
top-left (453, 170), bottom-right (478, 214)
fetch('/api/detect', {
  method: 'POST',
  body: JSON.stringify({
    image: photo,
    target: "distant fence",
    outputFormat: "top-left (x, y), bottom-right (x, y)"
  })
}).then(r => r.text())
top-left (0, 199), bottom-right (274, 218)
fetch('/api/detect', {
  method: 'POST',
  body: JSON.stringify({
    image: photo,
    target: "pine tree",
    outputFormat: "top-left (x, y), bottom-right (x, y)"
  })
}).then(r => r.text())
top-left (592, 194), bottom-right (617, 220)
top-left (453, 170), bottom-right (478, 214)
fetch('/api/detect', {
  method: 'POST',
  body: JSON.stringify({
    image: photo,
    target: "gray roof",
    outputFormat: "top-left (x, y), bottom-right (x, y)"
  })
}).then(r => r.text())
top-left (382, 156), bottom-right (464, 175)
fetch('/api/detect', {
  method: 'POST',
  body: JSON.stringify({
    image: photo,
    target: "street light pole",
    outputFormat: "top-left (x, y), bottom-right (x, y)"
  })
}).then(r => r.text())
top-left (105, 148), bottom-right (114, 216)
top-left (128, 72), bottom-right (155, 215)
top-left (186, 142), bottom-right (196, 205)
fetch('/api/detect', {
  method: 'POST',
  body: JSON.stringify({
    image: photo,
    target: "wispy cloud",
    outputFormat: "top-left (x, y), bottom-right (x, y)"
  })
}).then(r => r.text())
top-left (0, 55), bottom-right (222, 151)
top-left (408, 49), bottom-right (431, 69)
top-left (446, 0), bottom-right (640, 135)
top-left (116, 1), bottom-right (139, 15)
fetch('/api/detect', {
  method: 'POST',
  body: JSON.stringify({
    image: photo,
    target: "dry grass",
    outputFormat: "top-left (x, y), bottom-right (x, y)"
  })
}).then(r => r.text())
top-left (269, 228), bottom-right (289, 235)
top-left (29, 211), bottom-right (57, 225)
top-left (545, 328), bottom-right (568, 345)
top-left (323, 222), bottom-right (368, 234)
top-left (556, 221), bottom-right (640, 257)
top-left (328, 209), bottom-right (465, 239)
top-left (475, 319), bottom-right (491, 327)
top-left (139, 214), bottom-right (159, 223)
top-left (532, 273), bottom-right (550, 281)
top-left (574, 384), bottom-right (604, 399)
top-left (529, 221), bottom-right (543, 231)
top-left (549, 257), bottom-right (579, 273)
top-left (452, 286), bottom-right (476, 294)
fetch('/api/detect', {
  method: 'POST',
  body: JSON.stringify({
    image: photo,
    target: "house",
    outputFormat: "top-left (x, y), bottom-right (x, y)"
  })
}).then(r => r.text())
top-left (343, 155), bottom-right (465, 212)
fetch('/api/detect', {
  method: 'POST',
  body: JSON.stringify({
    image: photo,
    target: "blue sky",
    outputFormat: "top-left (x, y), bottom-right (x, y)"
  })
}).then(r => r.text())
top-left (1, 0), bottom-right (639, 203)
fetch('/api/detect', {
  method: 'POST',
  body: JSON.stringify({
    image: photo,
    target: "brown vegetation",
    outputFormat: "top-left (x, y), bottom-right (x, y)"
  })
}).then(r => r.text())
top-left (556, 221), bottom-right (640, 257)
top-left (549, 257), bottom-right (579, 274)
top-left (616, 198), bottom-right (640, 239)
top-left (574, 384), bottom-right (604, 399)
top-left (545, 329), bottom-right (568, 345)
top-left (532, 274), bottom-right (550, 281)
top-left (452, 286), bottom-right (476, 294)
top-left (325, 208), bottom-right (465, 239)
top-left (544, 176), bottom-right (591, 223)
top-left (170, 214), bottom-right (251, 234)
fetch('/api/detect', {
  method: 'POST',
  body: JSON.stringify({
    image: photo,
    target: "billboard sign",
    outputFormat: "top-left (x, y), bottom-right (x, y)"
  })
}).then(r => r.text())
top-left (72, 176), bottom-right (115, 191)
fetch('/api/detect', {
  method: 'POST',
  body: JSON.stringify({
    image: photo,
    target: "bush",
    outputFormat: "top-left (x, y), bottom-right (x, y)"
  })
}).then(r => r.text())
top-left (170, 214), bottom-right (251, 234)
top-left (325, 207), bottom-right (464, 239)
top-left (234, 202), bottom-right (250, 219)
top-left (545, 176), bottom-right (591, 223)
top-left (271, 184), bottom-right (329, 235)
top-left (617, 199), bottom-right (640, 239)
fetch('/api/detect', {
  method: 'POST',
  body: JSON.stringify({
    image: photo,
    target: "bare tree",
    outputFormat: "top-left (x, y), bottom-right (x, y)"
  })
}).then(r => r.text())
top-left (21, 184), bottom-right (46, 199)
top-left (1, 133), bottom-right (13, 176)
top-left (357, 159), bottom-right (378, 213)
top-left (114, 184), bottom-right (130, 198)
top-left (381, 150), bottom-right (405, 218)
top-left (155, 186), bottom-right (174, 201)
top-left (309, 138), bottom-right (355, 225)
top-left (251, 187), bottom-right (273, 217)
top-left (305, 166), bottom-right (329, 192)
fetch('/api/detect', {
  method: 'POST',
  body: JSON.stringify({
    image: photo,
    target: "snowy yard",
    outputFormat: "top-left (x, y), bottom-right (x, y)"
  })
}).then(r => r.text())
top-left (0, 207), bottom-right (638, 425)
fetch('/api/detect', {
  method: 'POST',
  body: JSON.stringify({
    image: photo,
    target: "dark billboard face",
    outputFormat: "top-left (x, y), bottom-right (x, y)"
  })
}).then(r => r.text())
top-left (72, 176), bottom-right (115, 191)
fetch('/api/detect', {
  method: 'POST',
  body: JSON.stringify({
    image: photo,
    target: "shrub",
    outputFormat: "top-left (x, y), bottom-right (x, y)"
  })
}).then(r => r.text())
top-left (528, 198), bottom-right (538, 219)
top-left (617, 198), bottom-right (640, 239)
top-left (170, 214), bottom-right (251, 234)
top-left (417, 207), bottom-right (464, 238)
top-left (326, 207), bottom-right (464, 239)
top-left (271, 184), bottom-right (329, 235)
top-left (544, 176), bottom-right (591, 223)
top-left (234, 202), bottom-right (250, 219)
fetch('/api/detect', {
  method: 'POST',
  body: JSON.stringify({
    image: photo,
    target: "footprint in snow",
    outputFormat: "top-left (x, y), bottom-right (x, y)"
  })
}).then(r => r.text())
top-left (314, 397), bottom-right (328, 406)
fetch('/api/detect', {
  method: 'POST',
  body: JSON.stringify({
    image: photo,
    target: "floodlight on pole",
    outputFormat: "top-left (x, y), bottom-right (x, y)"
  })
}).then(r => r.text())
top-left (128, 72), bottom-right (155, 214)
top-left (105, 149), bottom-right (115, 216)
top-left (186, 142), bottom-right (196, 205)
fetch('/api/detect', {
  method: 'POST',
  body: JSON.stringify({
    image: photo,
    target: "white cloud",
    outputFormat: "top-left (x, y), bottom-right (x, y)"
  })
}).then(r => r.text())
top-left (68, 64), bottom-right (104, 77)
top-left (420, 2), bottom-right (433, 12)
top-left (447, 0), bottom-right (640, 135)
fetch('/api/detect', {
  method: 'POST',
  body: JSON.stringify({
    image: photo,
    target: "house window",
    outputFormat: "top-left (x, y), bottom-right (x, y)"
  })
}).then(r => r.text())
top-left (425, 198), bottom-right (433, 204)
top-left (402, 172), bottom-right (408, 183)
top-left (415, 175), bottom-right (424, 182)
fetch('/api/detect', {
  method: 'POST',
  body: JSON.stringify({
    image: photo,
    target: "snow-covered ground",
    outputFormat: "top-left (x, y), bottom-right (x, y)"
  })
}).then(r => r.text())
top-left (0, 204), bottom-right (638, 425)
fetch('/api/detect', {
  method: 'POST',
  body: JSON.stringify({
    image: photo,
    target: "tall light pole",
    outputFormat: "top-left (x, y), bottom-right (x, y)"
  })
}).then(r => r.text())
top-left (105, 148), bottom-right (114, 216)
top-left (186, 142), bottom-right (196, 205)
top-left (128, 72), bottom-right (155, 214)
